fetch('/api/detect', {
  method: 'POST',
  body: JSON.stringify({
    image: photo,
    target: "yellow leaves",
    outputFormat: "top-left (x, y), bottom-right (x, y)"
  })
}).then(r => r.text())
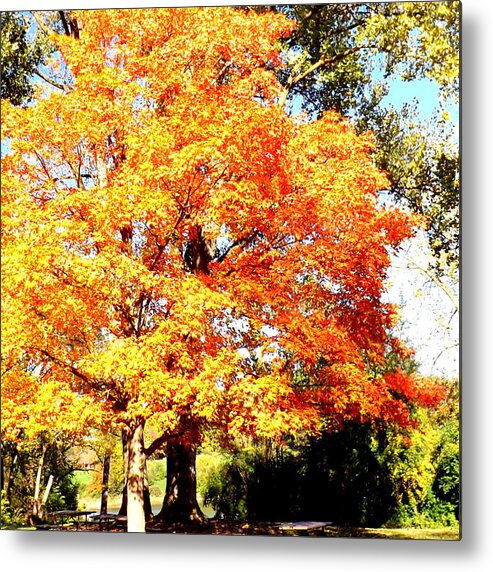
top-left (186, 348), bottom-right (239, 421)
top-left (226, 371), bottom-right (319, 440)
top-left (1, 6), bottom-right (421, 446)
top-left (1, 365), bottom-right (100, 443)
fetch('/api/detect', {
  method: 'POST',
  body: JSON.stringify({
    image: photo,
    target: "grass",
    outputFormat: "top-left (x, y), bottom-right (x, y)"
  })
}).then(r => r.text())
top-left (316, 525), bottom-right (460, 540)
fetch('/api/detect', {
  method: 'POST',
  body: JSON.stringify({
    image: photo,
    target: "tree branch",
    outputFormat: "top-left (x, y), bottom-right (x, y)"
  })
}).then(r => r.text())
top-left (214, 230), bottom-right (259, 264)
top-left (37, 349), bottom-right (91, 384)
top-left (58, 10), bottom-right (71, 36)
top-left (278, 45), bottom-right (376, 108)
top-left (407, 258), bottom-right (459, 312)
top-left (143, 433), bottom-right (169, 458)
top-left (143, 426), bottom-right (188, 458)
top-left (33, 68), bottom-right (68, 92)
top-left (31, 12), bottom-right (52, 36)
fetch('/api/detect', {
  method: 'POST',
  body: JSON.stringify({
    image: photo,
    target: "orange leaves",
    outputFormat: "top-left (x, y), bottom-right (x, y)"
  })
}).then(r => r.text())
top-left (1, 6), bottom-right (425, 447)
top-left (385, 371), bottom-right (449, 409)
top-left (226, 372), bottom-right (319, 440)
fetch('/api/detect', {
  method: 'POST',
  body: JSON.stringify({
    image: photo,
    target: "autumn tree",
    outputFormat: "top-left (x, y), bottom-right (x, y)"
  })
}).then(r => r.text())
top-left (2, 7), bottom-right (444, 532)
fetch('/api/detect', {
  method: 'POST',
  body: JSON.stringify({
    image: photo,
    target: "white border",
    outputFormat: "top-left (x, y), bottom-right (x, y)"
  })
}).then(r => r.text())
top-left (1, 1), bottom-right (492, 571)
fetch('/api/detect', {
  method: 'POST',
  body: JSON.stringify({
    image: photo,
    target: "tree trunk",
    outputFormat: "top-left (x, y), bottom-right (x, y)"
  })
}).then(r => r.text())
top-left (118, 430), bottom-right (128, 516)
top-left (143, 458), bottom-right (153, 520)
top-left (32, 443), bottom-right (47, 517)
top-left (100, 451), bottom-right (111, 515)
top-left (155, 439), bottom-right (205, 524)
top-left (118, 430), bottom-right (152, 521)
top-left (5, 450), bottom-right (19, 503)
top-left (125, 418), bottom-right (147, 532)
top-left (41, 474), bottom-right (54, 507)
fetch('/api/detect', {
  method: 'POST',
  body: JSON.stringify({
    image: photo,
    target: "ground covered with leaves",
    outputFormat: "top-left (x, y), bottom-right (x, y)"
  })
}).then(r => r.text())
top-left (22, 518), bottom-right (459, 540)
top-left (147, 521), bottom-right (459, 540)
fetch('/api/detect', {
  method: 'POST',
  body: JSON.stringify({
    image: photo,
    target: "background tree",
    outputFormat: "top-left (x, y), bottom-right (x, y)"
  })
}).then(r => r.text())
top-left (265, 2), bottom-right (459, 278)
top-left (0, 11), bottom-right (52, 105)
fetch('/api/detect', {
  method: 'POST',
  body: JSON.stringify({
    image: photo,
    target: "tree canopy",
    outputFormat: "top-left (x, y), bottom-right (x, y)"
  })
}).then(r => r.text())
top-left (269, 2), bottom-right (460, 276)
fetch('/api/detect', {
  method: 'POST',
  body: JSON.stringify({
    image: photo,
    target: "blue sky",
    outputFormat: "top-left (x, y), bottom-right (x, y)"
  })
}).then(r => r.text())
top-left (383, 77), bottom-right (439, 117)
top-left (382, 75), bottom-right (459, 127)
top-left (379, 75), bottom-right (459, 379)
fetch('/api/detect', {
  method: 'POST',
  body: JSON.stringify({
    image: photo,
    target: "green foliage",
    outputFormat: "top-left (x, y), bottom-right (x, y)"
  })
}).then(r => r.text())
top-left (1, 432), bottom-right (83, 523)
top-left (273, 2), bottom-right (459, 114)
top-left (275, 3), bottom-right (371, 117)
top-left (147, 459), bottom-right (167, 488)
top-left (355, 2), bottom-right (459, 98)
top-left (382, 379), bottom-right (459, 528)
top-left (196, 451), bottom-right (224, 496)
top-left (0, 11), bottom-right (52, 105)
top-left (359, 102), bottom-right (459, 275)
top-left (1, 490), bottom-right (25, 528)
top-left (203, 380), bottom-right (459, 528)
top-left (434, 452), bottom-right (460, 507)
top-left (386, 494), bottom-right (457, 529)
top-left (45, 477), bottom-right (78, 512)
top-left (431, 380), bottom-right (460, 516)
top-left (202, 452), bottom-right (251, 520)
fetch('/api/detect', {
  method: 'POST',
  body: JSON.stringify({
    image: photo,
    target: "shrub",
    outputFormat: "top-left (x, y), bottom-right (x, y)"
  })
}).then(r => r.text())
top-left (1, 491), bottom-right (26, 529)
top-left (203, 454), bottom-right (250, 520)
top-left (149, 485), bottom-right (163, 498)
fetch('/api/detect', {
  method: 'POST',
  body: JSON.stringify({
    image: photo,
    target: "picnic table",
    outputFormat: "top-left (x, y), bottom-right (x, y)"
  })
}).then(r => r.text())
top-left (47, 510), bottom-right (96, 529)
top-left (278, 521), bottom-right (332, 534)
top-left (90, 513), bottom-right (127, 531)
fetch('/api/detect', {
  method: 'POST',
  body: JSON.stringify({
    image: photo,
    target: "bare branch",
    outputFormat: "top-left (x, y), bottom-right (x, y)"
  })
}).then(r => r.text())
top-left (407, 257), bottom-right (459, 312)
top-left (33, 68), bottom-right (68, 92)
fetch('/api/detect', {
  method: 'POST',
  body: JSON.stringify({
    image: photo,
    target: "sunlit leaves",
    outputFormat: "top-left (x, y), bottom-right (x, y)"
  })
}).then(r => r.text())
top-left (1, 7), bottom-right (442, 453)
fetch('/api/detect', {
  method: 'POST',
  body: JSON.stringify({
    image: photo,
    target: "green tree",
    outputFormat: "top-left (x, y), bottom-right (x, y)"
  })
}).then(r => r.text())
top-left (1, 431), bottom-right (79, 526)
top-left (267, 2), bottom-right (459, 277)
top-left (1, 11), bottom-right (52, 105)
top-left (271, 3), bottom-right (458, 113)
top-left (1, 10), bottom-right (84, 107)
